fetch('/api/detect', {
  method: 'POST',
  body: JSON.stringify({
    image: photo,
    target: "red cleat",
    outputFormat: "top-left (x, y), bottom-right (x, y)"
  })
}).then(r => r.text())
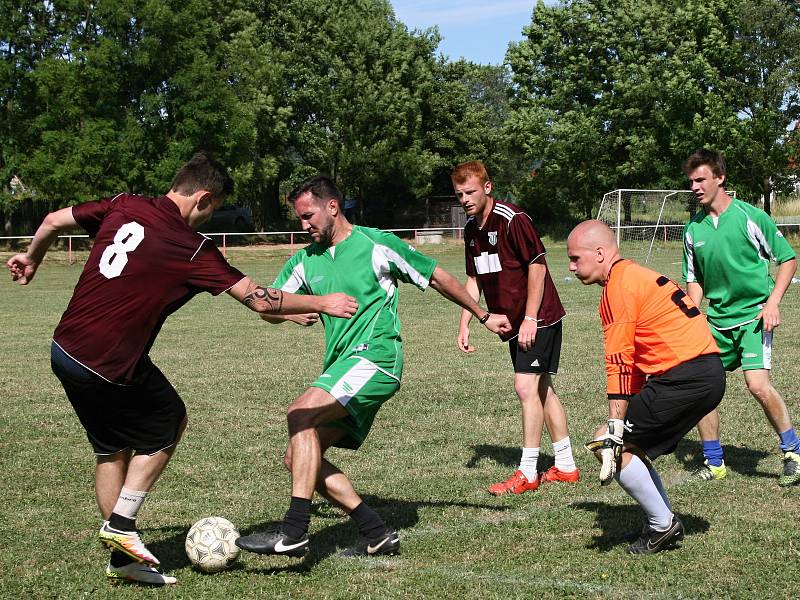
top-left (539, 466), bottom-right (580, 484)
top-left (488, 470), bottom-right (540, 495)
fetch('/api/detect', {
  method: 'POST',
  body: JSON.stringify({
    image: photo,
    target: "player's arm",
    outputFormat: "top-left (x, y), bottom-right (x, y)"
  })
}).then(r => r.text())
top-left (227, 277), bottom-right (357, 318)
top-left (457, 275), bottom-right (481, 353)
top-left (761, 258), bottom-right (797, 332)
top-left (260, 312), bottom-right (320, 326)
top-left (686, 281), bottom-right (704, 308)
top-left (518, 262), bottom-right (546, 352)
top-left (429, 266), bottom-right (511, 336)
top-left (7, 207), bottom-right (78, 285)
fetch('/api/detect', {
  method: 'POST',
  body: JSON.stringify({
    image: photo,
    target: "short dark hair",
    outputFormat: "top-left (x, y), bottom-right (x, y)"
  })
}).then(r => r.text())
top-left (683, 149), bottom-right (727, 187)
top-left (170, 152), bottom-right (234, 198)
top-left (288, 175), bottom-right (343, 207)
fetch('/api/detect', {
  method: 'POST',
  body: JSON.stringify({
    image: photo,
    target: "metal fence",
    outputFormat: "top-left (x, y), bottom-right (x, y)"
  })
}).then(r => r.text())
top-left (0, 226), bottom-right (465, 263)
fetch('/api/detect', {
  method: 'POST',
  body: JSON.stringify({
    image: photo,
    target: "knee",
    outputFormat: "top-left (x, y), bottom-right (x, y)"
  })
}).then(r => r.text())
top-left (287, 400), bottom-right (317, 432)
top-left (514, 381), bottom-right (538, 403)
top-left (747, 380), bottom-right (774, 404)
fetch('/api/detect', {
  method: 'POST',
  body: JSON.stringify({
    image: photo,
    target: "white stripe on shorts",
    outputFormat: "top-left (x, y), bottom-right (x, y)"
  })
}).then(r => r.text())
top-left (329, 358), bottom-right (378, 406)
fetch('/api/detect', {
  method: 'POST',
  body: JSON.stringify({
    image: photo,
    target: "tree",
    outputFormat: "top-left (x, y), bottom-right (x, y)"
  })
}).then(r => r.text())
top-left (505, 0), bottom-right (800, 218)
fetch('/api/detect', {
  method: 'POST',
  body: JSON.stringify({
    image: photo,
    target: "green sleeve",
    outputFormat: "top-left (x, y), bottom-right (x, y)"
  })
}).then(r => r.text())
top-left (755, 211), bottom-right (796, 264)
top-left (272, 252), bottom-right (308, 294)
top-left (377, 231), bottom-right (437, 290)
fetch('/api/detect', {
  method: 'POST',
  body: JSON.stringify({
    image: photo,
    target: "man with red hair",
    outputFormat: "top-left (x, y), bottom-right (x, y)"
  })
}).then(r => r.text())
top-left (453, 160), bottom-right (579, 495)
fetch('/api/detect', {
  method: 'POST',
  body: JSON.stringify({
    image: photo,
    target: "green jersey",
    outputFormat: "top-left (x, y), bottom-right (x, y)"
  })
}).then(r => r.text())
top-left (273, 225), bottom-right (437, 379)
top-left (682, 198), bottom-right (796, 330)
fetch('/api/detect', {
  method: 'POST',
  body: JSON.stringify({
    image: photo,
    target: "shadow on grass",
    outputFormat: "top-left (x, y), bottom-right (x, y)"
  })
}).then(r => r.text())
top-left (146, 495), bottom-right (509, 575)
top-left (571, 501), bottom-right (710, 552)
top-left (465, 444), bottom-right (554, 470)
top-left (672, 439), bottom-right (773, 479)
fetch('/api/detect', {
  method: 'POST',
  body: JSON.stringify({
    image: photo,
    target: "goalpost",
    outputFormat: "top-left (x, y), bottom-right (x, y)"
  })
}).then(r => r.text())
top-left (595, 189), bottom-right (738, 265)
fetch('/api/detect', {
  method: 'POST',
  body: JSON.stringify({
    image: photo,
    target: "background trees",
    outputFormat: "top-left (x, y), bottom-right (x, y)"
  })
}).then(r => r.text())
top-left (2, 0), bottom-right (798, 230)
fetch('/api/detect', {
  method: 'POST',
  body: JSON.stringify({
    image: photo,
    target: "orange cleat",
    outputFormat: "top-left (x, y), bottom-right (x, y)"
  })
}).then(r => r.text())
top-left (488, 470), bottom-right (540, 495)
top-left (539, 466), bottom-right (580, 484)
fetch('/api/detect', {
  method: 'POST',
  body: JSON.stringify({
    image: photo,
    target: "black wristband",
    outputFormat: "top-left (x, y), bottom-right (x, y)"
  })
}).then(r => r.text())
top-left (478, 312), bottom-right (490, 324)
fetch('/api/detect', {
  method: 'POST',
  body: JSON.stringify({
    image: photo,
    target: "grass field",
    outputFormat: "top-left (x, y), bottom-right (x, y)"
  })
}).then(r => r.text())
top-left (2, 240), bottom-right (799, 599)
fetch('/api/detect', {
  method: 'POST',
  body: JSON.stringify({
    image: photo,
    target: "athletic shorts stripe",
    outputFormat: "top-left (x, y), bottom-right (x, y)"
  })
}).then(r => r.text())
top-left (312, 355), bottom-right (400, 450)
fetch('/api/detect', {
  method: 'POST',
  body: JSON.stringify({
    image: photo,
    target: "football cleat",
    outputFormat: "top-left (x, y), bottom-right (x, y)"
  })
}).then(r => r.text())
top-left (488, 470), bottom-right (540, 495)
top-left (539, 466), bottom-right (580, 484)
top-left (340, 529), bottom-right (400, 557)
top-left (627, 515), bottom-right (684, 555)
top-left (106, 561), bottom-right (176, 585)
top-left (235, 529), bottom-right (309, 557)
top-left (692, 460), bottom-right (727, 481)
top-left (779, 451), bottom-right (800, 487)
top-left (98, 521), bottom-right (160, 565)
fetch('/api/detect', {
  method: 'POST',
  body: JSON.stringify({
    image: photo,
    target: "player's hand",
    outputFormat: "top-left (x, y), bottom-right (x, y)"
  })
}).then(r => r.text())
top-left (759, 301), bottom-right (781, 332)
top-left (319, 293), bottom-right (358, 318)
top-left (483, 313), bottom-right (512, 336)
top-left (286, 313), bottom-right (320, 326)
top-left (7, 253), bottom-right (38, 285)
top-left (457, 323), bottom-right (475, 353)
top-left (584, 419), bottom-right (626, 485)
top-left (517, 318), bottom-right (538, 352)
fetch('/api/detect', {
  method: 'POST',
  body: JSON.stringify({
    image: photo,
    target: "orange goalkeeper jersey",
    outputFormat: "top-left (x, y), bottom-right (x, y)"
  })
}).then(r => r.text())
top-left (600, 259), bottom-right (718, 396)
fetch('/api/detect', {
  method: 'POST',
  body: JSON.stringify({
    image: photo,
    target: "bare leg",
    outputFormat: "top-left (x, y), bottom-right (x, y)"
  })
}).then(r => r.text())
top-left (285, 388), bottom-right (349, 500)
top-left (540, 374), bottom-right (569, 441)
top-left (515, 373), bottom-right (545, 448)
top-left (696, 408), bottom-right (721, 442)
top-left (96, 450), bottom-right (132, 518)
top-left (744, 369), bottom-right (793, 433)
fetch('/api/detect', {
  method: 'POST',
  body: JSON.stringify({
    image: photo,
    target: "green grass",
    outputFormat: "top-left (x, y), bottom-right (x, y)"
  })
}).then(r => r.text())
top-left (1, 241), bottom-right (799, 599)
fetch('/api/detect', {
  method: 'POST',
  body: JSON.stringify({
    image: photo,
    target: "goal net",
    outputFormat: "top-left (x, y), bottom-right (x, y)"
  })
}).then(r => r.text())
top-left (596, 189), bottom-right (703, 271)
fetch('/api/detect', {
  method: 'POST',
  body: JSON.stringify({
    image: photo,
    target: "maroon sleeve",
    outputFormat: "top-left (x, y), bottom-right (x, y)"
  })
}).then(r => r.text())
top-left (71, 198), bottom-right (116, 238)
top-left (508, 213), bottom-right (546, 265)
top-left (465, 231), bottom-right (476, 277)
top-left (187, 241), bottom-right (246, 295)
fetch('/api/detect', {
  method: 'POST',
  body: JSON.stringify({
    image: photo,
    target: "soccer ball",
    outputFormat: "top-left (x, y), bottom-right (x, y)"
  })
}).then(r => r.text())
top-left (185, 516), bottom-right (241, 573)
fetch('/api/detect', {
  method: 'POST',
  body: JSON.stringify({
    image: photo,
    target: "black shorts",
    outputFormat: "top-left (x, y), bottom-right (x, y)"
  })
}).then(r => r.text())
top-left (625, 354), bottom-right (725, 459)
top-left (508, 320), bottom-right (562, 374)
top-left (51, 342), bottom-right (186, 456)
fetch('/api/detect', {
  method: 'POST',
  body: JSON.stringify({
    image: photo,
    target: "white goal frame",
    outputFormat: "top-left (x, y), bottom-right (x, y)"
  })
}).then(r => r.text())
top-left (596, 189), bottom-right (734, 264)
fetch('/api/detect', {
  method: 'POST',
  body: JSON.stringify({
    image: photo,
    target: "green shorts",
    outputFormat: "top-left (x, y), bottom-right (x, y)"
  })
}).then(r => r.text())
top-left (711, 319), bottom-right (772, 371)
top-left (311, 356), bottom-right (400, 450)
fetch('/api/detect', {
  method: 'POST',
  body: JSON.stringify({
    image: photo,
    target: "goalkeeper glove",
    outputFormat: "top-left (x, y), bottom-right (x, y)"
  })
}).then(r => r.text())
top-left (584, 419), bottom-right (625, 486)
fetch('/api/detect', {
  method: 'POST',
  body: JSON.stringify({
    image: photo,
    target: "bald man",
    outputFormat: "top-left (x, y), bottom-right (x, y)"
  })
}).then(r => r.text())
top-left (567, 221), bottom-right (725, 554)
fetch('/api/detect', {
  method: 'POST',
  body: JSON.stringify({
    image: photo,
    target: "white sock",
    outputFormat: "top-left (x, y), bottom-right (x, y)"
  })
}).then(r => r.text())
top-left (518, 447), bottom-right (539, 481)
top-left (615, 455), bottom-right (672, 531)
top-left (646, 464), bottom-right (672, 511)
top-left (552, 436), bottom-right (577, 472)
top-left (112, 487), bottom-right (148, 521)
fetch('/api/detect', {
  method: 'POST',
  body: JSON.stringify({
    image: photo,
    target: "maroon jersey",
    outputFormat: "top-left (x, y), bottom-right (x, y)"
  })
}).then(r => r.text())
top-left (53, 193), bottom-right (245, 384)
top-left (464, 199), bottom-right (565, 340)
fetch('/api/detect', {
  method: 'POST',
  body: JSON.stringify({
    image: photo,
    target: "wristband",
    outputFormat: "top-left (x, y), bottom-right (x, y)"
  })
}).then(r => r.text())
top-left (478, 312), bottom-right (491, 324)
top-left (523, 315), bottom-right (538, 322)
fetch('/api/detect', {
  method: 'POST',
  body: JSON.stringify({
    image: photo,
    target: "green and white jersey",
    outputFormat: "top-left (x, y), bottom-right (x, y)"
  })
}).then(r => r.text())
top-left (273, 226), bottom-right (437, 379)
top-left (682, 198), bottom-right (796, 330)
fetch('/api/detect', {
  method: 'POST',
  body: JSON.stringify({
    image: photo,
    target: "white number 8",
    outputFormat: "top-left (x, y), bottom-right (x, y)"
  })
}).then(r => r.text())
top-left (99, 221), bottom-right (145, 279)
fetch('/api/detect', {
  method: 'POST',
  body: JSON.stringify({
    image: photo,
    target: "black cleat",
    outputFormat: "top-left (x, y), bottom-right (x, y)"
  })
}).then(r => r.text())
top-left (626, 515), bottom-right (684, 555)
top-left (235, 529), bottom-right (309, 557)
top-left (340, 529), bottom-right (400, 557)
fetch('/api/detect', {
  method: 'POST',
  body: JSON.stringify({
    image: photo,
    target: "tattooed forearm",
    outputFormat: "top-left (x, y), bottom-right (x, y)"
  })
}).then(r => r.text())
top-left (243, 285), bottom-right (284, 314)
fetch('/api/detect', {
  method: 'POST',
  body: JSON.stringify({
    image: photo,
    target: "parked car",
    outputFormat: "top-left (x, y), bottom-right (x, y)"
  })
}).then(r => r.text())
top-left (199, 204), bottom-right (255, 232)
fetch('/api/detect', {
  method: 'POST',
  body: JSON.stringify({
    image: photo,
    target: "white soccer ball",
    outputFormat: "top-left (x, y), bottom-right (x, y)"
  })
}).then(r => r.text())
top-left (185, 516), bottom-right (241, 573)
